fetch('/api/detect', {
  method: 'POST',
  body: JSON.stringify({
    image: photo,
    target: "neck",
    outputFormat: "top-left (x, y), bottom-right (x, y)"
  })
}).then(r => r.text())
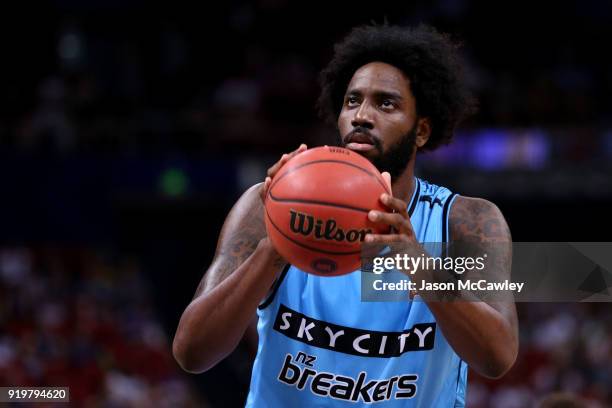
top-left (391, 159), bottom-right (416, 204)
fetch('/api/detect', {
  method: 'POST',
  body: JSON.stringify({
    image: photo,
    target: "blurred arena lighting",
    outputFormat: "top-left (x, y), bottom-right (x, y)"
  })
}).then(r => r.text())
top-left (57, 26), bottom-right (85, 70)
top-left (425, 128), bottom-right (550, 170)
top-left (159, 167), bottom-right (189, 198)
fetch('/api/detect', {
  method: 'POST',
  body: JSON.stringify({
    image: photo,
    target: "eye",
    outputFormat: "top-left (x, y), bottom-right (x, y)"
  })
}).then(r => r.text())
top-left (345, 95), bottom-right (359, 107)
top-left (381, 99), bottom-right (395, 109)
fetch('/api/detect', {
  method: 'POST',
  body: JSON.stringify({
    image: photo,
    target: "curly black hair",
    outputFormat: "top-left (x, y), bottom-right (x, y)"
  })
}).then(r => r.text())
top-left (317, 24), bottom-right (477, 151)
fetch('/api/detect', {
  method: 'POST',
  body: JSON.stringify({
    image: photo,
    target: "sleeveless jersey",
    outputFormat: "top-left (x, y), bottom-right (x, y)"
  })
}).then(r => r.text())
top-left (246, 178), bottom-right (465, 407)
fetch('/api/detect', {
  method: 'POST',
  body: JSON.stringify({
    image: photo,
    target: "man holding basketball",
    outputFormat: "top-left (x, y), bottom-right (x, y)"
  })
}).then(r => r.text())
top-left (173, 25), bottom-right (518, 407)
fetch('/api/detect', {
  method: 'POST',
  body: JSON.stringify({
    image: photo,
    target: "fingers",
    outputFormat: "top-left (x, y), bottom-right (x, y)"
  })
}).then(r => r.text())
top-left (368, 210), bottom-right (409, 231)
top-left (263, 177), bottom-right (271, 192)
top-left (364, 233), bottom-right (411, 243)
top-left (379, 193), bottom-right (408, 213)
top-left (261, 144), bottom-right (307, 202)
top-left (260, 176), bottom-right (272, 201)
top-left (374, 172), bottom-right (403, 213)
top-left (368, 194), bottom-right (415, 238)
top-left (266, 144), bottom-right (307, 178)
top-left (381, 171), bottom-right (392, 193)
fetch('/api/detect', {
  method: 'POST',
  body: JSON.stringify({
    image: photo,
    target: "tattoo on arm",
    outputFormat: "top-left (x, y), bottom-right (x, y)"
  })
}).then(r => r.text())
top-left (450, 197), bottom-right (511, 243)
top-left (450, 197), bottom-right (517, 325)
top-left (193, 187), bottom-right (267, 299)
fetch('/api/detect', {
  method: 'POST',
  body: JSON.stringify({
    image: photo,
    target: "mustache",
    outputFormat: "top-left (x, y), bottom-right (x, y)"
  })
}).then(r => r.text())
top-left (342, 127), bottom-right (382, 148)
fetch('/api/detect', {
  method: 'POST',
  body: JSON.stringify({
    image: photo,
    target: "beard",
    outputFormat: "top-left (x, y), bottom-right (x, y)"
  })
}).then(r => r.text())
top-left (337, 125), bottom-right (417, 181)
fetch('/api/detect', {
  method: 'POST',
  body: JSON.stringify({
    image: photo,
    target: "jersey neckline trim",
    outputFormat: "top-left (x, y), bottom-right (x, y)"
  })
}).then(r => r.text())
top-left (407, 177), bottom-right (420, 217)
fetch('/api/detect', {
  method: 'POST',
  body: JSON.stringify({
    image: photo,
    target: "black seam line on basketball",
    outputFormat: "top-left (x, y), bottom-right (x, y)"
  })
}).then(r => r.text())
top-left (268, 192), bottom-right (371, 214)
top-left (442, 193), bottom-right (457, 243)
top-left (264, 207), bottom-right (362, 256)
top-left (258, 264), bottom-right (290, 310)
top-left (268, 159), bottom-right (390, 196)
top-left (408, 179), bottom-right (421, 217)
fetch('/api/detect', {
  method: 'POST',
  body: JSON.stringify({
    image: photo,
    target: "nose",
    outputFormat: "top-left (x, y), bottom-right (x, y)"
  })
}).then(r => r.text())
top-left (351, 101), bottom-right (374, 129)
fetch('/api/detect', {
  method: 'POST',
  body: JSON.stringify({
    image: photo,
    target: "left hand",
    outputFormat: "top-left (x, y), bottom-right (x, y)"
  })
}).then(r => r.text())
top-left (364, 172), bottom-right (418, 244)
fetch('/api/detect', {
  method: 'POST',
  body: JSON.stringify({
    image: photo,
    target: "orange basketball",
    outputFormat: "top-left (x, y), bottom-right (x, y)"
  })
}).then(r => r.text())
top-left (264, 146), bottom-right (391, 276)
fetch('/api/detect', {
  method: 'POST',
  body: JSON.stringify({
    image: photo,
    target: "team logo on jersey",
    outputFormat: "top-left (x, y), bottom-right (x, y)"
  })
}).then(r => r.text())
top-left (278, 352), bottom-right (418, 403)
top-left (273, 304), bottom-right (436, 357)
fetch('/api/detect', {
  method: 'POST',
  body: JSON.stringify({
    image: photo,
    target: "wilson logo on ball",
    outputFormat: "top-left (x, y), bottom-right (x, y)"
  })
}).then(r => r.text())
top-left (264, 146), bottom-right (389, 276)
top-left (289, 210), bottom-right (372, 243)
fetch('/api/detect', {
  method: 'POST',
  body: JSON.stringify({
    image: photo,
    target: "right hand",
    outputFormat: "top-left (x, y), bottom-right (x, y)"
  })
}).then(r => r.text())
top-left (259, 144), bottom-right (307, 268)
top-left (259, 144), bottom-right (308, 203)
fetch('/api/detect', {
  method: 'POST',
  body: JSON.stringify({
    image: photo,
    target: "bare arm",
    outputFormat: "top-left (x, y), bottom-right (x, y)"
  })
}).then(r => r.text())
top-left (172, 144), bottom-right (306, 374)
top-left (172, 184), bottom-right (285, 373)
top-left (367, 186), bottom-right (518, 379)
top-left (426, 196), bottom-right (518, 378)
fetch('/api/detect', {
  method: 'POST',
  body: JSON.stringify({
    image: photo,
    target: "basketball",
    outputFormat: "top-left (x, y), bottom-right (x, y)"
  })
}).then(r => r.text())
top-left (264, 146), bottom-right (391, 276)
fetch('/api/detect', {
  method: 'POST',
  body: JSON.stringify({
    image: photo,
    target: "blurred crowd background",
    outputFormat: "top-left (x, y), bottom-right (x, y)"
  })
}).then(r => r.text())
top-left (1, 1), bottom-right (611, 407)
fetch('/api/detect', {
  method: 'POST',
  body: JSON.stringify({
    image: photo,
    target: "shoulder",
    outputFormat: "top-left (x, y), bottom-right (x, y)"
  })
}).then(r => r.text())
top-left (228, 182), bottom-right (264, 218)
top-left (241, 182), bottom-right (264, 204)
top-left (449, 196), bottom-right (511, 242)
top-left (451, 196), bottom-right (501, 218)
top-left (215, 182), bottom-right (266, 253)
top-left (196, 183), bottom-right (267, 297)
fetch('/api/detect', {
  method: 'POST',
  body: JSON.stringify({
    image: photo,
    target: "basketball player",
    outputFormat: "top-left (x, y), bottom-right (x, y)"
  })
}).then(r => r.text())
top-left (173, 25), bottom-right (518, 407)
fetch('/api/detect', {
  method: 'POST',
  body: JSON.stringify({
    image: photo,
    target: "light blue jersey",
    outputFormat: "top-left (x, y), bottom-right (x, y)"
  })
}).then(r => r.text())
top-left (246, 178), bottom-right (465, 407)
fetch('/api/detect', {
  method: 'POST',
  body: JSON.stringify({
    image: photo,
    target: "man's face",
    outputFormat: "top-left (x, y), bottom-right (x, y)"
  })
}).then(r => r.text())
top-left (337, 62), bottom-right (421, 179)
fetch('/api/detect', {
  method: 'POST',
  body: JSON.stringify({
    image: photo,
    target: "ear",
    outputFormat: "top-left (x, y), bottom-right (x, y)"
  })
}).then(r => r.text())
top-left (415, 117), bottom-right (431, 149)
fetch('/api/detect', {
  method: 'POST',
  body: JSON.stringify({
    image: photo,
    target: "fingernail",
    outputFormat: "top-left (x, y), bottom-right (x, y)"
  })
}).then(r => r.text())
top-left (381, 193), bottom-right (388, 201)
top-left (365, 235), bottom-right (373, 242)
top-left (368, 211), bottom-right (378, 221)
